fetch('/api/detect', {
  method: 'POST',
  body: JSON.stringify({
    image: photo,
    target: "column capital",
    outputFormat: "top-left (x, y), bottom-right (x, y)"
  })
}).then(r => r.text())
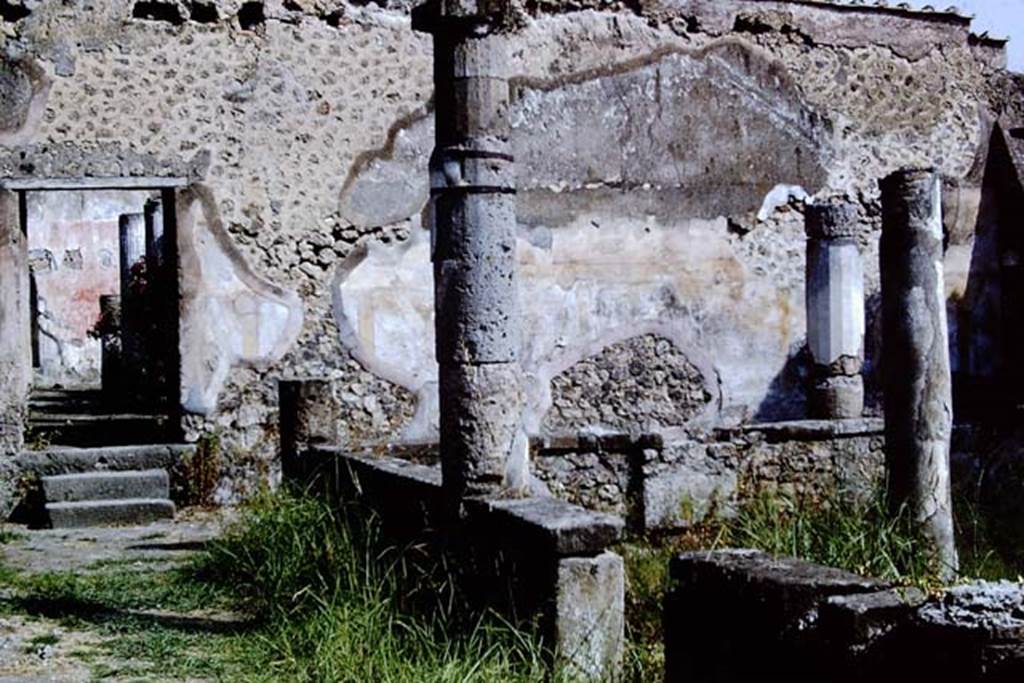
top-left (412, 0), bottom-right (516, 33)
top-left (805, 199), bottom-right (860, 240)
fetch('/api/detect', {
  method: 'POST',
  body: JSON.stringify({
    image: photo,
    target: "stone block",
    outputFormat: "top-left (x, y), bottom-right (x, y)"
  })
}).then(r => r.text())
top-left (41, 469), bottom-right (170, 503)
top-left (465, 496), bottom-right (623, 556)
top-left (45, 498), bottom-right (175, 528)
top-left (819, 587), bottom-right (926, 657)
top-left (555, 551), bottom-right (624, 681)
top-left (642, 463), bottom-right (737, 531)
top-left (665, 549), bottom-right (884, 680)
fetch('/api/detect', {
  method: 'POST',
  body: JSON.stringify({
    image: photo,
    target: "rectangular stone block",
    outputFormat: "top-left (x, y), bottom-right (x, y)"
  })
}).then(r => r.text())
top-left (555, 551), bottom-right (624, 681)
top-left (465, 496), bottom-right (624, 556)
top-left (42, 469), bottom-right (170, 503)
top-left (665, 549), bottom-right (884, 680)
top-left (46, 498), bottom-right (175, 528)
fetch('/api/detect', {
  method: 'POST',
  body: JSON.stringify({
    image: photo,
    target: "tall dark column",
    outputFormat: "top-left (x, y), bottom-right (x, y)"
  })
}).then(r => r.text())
top-left (880, 168), bottom-right (958, 578)
top-left (119, 212), bottom-right (147, 402)
top-left (414, 0), bottom-right (526, 505)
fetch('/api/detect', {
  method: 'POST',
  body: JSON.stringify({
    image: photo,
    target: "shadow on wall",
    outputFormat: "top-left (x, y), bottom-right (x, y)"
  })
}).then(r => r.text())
top-left (753, 341), bottom-right (811, 422)
top-left (954, 125), bottom-right (1024, 423)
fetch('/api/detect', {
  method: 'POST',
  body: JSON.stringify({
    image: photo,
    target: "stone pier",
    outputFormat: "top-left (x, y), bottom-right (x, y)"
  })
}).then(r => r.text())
top-left (414, 0), bottom-right (526, 503)
top-left (879, 168), bottom-right (958, 577)
top-left (118, 212), bottom-right (148, 401)
top-left (804, 200), bottom-right (865, 419)
top-left (278, 379), bottom-right (342, 483)
top-left (0, 188), bottom-right (29, 455)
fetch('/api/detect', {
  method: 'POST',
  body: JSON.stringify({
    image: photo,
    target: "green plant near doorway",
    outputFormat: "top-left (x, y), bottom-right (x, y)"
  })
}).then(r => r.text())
top-left (175, 432), bottom-right (222, 507)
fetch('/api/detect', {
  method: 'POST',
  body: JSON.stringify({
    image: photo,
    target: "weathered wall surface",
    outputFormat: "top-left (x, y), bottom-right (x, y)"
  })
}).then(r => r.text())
top-left (25, 190), bottom-right (150, 387)
top-left (0, 0), bottom-right (1019, 498)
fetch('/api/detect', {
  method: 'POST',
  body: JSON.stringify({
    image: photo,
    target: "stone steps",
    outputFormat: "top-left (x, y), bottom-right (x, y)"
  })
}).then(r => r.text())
top-left (16, 444), bottom-right (193, 478)
top-left (45, 498), bottom-right (176, 529)
top-left (26, 388), bottom-right (175, 447)
top-left (13, 445), bottom-right (190, 529)
top-left (41, 469), bottom-right (170, 503)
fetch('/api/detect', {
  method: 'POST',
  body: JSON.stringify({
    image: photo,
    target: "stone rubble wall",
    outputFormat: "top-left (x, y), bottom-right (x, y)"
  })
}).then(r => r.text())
top-left (532, 420), bottom-right (885, 532)
top-left (0, 0), bottom-right (1018, 498)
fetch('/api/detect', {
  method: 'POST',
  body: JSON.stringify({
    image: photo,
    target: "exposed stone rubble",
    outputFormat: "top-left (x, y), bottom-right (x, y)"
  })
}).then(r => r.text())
top-left (543, 334), bottom-right (713, 434)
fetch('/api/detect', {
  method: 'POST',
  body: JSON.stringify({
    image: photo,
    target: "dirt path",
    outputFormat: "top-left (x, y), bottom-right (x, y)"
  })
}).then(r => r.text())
top-left (0, 509), bottom-right (246, 682)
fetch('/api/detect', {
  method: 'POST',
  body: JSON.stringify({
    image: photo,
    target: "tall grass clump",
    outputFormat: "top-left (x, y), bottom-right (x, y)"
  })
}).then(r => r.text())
top-left (194, 490), bottom-right (556, 682)
top-left (726, 490), bottom-right (940, 587)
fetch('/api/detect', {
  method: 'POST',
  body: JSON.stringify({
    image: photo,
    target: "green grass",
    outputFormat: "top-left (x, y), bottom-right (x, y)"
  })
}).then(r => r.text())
top-left (616, 486), bottom-right (1024, 680)
top-left (195, 490), bottom-right (558, 682)
top-left (0, 528), bottom-right (25, 544)
top-left (0, 491), bottom-right (562, 682)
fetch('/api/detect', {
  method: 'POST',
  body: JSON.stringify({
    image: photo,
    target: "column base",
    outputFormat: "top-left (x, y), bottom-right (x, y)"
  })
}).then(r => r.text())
top-left (810, 375), bottom-right (864, 419)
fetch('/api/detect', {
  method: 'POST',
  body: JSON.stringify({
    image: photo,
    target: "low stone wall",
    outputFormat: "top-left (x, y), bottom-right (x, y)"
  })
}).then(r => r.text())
top-left (532, 420), bottom-right (885, 533)
top-left (665, 549), bottom-right (1024, 682)
top-left (297, 447), bottom-right (626, 680)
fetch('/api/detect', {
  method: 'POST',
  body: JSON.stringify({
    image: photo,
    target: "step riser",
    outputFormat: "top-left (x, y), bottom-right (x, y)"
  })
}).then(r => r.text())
top-left (16, 445), bottom-right (194, 478)
top-left (46, 499), bottom-right (176, 529)
top-left (42, 471), bottom-right (170, 503)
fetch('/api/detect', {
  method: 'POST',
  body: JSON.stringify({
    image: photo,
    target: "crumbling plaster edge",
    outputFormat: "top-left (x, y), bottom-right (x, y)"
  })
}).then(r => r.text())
top-left (0, 57), bottom-right (51, 148)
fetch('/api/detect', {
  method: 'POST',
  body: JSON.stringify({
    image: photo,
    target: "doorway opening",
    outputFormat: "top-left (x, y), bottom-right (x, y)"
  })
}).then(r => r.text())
top-left (13, 181), bottom-right (182, 447)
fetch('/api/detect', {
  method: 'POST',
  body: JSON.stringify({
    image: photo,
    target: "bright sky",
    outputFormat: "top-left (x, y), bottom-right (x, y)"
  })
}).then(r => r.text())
top-left (906, 0), bottom-right (1024, 71)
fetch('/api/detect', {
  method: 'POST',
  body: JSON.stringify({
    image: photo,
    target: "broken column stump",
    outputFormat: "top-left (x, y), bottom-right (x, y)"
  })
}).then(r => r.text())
top-left (278, 379), bottom-right (342, 484)
top-left (414, 0), bottom-right (527, 505)
top-left (805, 199), bottom-right (865, 419)
top-left (879, 168), bottom-right (958, 577)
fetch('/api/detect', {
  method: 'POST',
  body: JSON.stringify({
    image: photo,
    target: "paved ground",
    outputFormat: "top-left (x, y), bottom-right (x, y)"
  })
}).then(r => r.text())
top-left (0, 509), bottom-right (236, 682)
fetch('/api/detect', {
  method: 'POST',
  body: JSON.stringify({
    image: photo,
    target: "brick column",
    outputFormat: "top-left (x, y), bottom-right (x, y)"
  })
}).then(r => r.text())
top-left (413, 0), bottom-right (526, 505)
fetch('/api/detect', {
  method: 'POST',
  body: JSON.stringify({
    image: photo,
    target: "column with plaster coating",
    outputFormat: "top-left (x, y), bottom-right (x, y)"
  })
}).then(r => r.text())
top-left (804, 200), bottom-right (865, 419)
top-left (119, 213), bottom-right (147, 401)
top-left (414, 0), bottom-right (526, 505)
top-left (880, 168), bottom-right (958, 578)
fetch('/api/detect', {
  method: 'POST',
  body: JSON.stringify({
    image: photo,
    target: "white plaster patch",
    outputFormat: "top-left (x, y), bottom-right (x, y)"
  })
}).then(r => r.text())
top-left (757, 184), bottom-right (809, 222)
top-left (177, 186), bottom-right (303, 414)
top-left (334, 215), bottom-right (807, 439)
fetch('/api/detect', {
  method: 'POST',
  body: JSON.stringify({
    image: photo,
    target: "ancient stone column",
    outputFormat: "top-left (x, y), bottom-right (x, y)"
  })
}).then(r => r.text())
top-left (805, 200), bottom-right (865, 419)
top-left (119, 213), bottom-right (147, 401)
top-left (0, 188), bottom-right (30, 455)
top-left (880, 168), bottom-right (958, 578)
top-left (413, 0), bottom-right (526, 504)
top-left (144, 197), bottom-right (164, 275)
